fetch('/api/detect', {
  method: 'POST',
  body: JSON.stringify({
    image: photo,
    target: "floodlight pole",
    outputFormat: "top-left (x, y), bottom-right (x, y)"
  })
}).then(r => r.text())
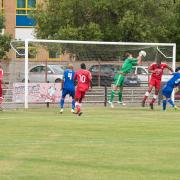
top-left (25, 39), bottom-right (29, 109)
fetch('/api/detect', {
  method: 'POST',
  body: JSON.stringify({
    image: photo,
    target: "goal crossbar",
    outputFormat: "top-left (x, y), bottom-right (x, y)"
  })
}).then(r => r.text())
top-left (25, 39), bottom-right (176, 46)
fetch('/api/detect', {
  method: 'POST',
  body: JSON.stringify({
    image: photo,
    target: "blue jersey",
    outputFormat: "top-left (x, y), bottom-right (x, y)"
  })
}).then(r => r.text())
top-left (162, 73), bottom-right (180, 98)
top-left (166, 73), bottom-right (180, 88)
top-left (63, 69), bottom-right (75, 90)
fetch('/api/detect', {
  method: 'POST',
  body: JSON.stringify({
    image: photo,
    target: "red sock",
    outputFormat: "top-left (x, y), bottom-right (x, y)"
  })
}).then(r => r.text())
top-left (143, 91), bottom-right (150, 102)
top-left (150, 98), bottom-right (156, 104)
top-left (0, 97), bottom-right (3, 105)
top-left (150, 94), bottom-right (158, 104)
top-left (143, 95), bottom-right (148, 102)
top-left (76, 105), bottom-right (81, 113)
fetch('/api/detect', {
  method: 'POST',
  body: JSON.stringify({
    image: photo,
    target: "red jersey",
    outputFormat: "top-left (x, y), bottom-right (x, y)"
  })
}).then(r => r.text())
top-left (149, 63), bottom-right (168, 80)
top-left (74, 69), bottom-right (92, 91)
top-left (0, 68), bottom-right (3, 80)
top-left (0, 68), bottom-right (3, 98)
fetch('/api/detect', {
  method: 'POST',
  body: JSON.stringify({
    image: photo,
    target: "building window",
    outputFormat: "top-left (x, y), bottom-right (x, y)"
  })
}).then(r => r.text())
top-left (1, 0), bottom-right (4, 34)
top-left (16, 0), bottom-right (36, 26)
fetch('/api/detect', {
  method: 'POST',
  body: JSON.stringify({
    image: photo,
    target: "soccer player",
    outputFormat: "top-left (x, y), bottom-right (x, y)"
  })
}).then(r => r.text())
top-left (108, 50), bottom-right (146, 108)
top-left (162, 66), bottom-right (180, 111)
top-left (59, 64), bottom-right (75, 113)
top-left (0, 64), bottom-right (3, 111)
top-left (74, 63), bottom-right (92, 116)
top-left (142, 60), bottom-right (173, 110)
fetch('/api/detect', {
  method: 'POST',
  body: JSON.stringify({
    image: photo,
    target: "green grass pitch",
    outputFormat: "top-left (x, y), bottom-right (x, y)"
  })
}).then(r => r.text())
top-left (0, 106), bottom-right (180, 180)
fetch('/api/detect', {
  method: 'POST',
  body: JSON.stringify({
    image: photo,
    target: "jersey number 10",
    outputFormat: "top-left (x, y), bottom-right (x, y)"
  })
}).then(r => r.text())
top-left (79, 75), bottom-right (86, 83)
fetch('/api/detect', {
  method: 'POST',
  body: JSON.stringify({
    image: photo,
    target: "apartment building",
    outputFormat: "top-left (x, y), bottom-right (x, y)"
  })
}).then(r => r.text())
top-left (1, 0), bottom-right (39, 39)
top-left (0, 0), bottom-right (64, 61)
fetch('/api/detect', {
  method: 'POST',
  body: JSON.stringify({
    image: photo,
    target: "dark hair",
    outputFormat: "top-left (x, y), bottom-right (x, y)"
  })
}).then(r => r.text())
top-left (122, 51), bottom-right (133, 61)
top-left (81, 63), bottom-right (86, 69)
top-left (175, 66), bottom-right (180, 72)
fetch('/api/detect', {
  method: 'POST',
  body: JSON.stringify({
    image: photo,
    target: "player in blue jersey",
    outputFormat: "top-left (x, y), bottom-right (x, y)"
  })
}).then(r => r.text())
top-left (59, 64), bottom-right (75, 113)
top-left (162, 66), bottom-right (180, 111)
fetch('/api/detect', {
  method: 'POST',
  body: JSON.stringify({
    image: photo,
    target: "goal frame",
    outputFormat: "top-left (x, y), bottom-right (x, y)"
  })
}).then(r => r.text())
top-left (24, 39), bottom-right (176, 108)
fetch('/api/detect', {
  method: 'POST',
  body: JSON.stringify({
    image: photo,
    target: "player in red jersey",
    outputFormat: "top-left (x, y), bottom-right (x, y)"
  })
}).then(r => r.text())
top-left (142, 60), bottom-right (173, 109)
top-left (74, 63), bottom-right (92, 116)
top-left (0, 64), bottom-right (4, 110)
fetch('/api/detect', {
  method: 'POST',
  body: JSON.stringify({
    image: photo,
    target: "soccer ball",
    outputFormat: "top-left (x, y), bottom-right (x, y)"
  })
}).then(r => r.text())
top-left (139, 50), bottom-right (146, 57)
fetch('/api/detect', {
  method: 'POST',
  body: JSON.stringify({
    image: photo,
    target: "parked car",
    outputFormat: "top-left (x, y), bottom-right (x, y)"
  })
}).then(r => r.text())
top-left (89, 64), bottom-right (119, 86)
top-left (124, 74), bottom-right (140, 87)
top-left (89, 64), bottom-right (140, 87)
top-left (21, 64), bottom-right (65, 83)
top-left (131, 66), bottom-right (149, 83)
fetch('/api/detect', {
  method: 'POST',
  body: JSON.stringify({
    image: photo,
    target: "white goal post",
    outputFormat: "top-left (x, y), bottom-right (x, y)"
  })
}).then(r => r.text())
top-left (23, 39), bottom-right (176, 108)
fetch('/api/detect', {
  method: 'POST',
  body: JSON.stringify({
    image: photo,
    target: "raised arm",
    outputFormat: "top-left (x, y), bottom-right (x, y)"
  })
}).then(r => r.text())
top-left (137, 50), bottom-right (146, 65)
top-left (137, 55), bottom-right (142, 65)
top-left (166, 65), bottom-right (173, 73)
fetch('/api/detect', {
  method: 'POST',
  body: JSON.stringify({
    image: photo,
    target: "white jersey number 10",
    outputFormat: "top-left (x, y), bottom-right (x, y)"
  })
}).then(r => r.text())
top-left (79, 75), bottom-right (86, 83)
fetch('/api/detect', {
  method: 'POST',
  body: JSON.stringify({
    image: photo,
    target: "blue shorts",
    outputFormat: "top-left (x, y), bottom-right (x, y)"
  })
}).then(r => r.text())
top-left (62, 88), bottom-right (75, 98)
top-left (162, 85), bottom-right (173, 98)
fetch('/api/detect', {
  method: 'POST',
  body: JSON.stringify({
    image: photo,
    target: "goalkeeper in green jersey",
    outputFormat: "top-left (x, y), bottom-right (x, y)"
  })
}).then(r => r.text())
top-left (108, 50), bottom-right (146, 108)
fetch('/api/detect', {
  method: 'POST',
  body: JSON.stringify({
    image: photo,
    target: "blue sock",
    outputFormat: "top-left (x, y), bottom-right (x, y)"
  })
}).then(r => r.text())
top-left (72, 99), bottom-right (75, 109)
top-left (60, 98), bottom-right (64, 108)
top-left (162, 100), bottom-right (167, 111)
top-left (168, 99), bottom-right (174, 107)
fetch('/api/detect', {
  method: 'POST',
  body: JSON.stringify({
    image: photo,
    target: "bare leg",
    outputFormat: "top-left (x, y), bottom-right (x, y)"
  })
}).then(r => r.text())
top-left (149, 88), bottom-right (159, 110)
top-left (142, 85), bottom-right (153, 107)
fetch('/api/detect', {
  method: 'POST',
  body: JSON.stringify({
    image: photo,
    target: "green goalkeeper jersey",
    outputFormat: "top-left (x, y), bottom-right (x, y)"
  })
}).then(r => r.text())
top-left (113, 58), bottom-right (138, 86)
top-left (120, 58), bottom-right (138, 74)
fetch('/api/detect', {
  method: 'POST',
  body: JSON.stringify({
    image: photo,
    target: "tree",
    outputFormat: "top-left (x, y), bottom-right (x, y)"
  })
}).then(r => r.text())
top-left (33, 0), bottom-right (180, 60)
top-left (0, 13), bottom-right (11, 60)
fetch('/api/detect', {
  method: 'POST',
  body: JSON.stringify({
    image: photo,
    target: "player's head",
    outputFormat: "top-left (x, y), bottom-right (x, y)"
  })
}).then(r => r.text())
top-left (122, 51), bottom-right (133, 61)
top-left (175, 66), bottom-right (180, 72)
top-left (68, 64), bottom-right (74, 70)
top-left (80, 63), bottom-right (86, 70)
top-left (156, 59), bottom-right (161, 66)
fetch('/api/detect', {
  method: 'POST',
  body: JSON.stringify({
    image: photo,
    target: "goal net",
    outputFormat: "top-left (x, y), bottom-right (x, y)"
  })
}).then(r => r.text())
top-left (8, 39), bottom-right (176, 109)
